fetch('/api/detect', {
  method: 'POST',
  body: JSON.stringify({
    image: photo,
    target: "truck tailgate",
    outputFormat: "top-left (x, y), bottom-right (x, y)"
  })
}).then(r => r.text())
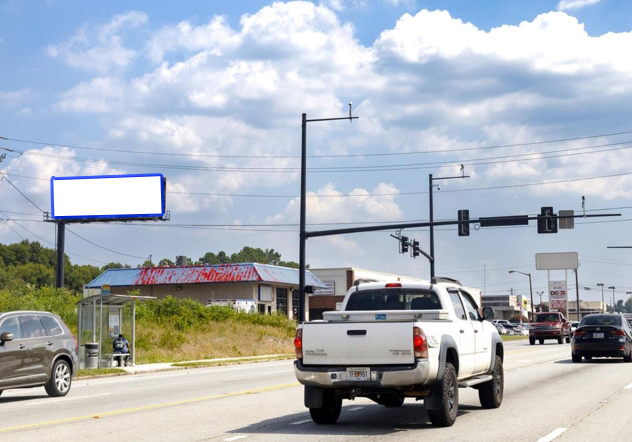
top-left (302, 321), bottom-right (414, 365)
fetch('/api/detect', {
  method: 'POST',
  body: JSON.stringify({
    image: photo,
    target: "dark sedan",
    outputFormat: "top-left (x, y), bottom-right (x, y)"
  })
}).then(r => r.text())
top-left (571, 314), bottom-right (632, 363)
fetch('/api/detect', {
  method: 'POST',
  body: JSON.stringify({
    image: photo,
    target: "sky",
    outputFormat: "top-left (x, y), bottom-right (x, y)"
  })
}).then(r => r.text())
top-left (2, 0), bottom-right (632, 307)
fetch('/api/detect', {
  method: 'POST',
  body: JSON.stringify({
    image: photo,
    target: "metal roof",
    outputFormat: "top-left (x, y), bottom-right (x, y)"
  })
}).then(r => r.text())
top-left (85, 263), bottom-right (327, 289)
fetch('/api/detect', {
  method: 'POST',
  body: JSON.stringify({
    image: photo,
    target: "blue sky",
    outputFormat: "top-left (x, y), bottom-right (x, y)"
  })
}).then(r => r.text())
top-left (2, 0), bottom-right (632, 306)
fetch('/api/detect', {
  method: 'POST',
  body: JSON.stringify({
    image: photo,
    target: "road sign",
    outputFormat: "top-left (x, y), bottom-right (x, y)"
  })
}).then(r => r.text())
top-left (536, 252), bottom-right (579, 270)
top-left (559, 210), bottom-right (575, 229)
top-left (101, 284), bottom-right (110, 295)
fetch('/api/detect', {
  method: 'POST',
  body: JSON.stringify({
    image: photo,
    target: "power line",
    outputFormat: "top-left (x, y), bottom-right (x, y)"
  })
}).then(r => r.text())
top-left (66, 228), bottom-right (148, 260)
top-left (3, 139), bottom-right (632, 174)
top-left (1, 176), bottom-right (45, 212)
top-left (0, 219), bottom-right (25, 240)
top-left (4, 129), bottom-right (632, 158)
top-left (6, 218), bottom-right (108, 265)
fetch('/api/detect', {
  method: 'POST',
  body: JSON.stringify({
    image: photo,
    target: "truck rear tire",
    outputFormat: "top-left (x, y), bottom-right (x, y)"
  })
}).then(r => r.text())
top-left (478, 355), bottom-right (503, 409)
top-left (529, 337), bottom-right (535, 345)
top-left (558, 336), bottom-right (563, 344)
top-left (427, 362), bottom-right (458, 427)
top-left (309, 389), bottom-right (342, 425)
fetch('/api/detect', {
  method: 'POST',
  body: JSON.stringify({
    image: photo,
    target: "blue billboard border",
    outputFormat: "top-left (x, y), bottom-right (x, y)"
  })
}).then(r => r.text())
top-left (50, 173), bottom-right (165, 221)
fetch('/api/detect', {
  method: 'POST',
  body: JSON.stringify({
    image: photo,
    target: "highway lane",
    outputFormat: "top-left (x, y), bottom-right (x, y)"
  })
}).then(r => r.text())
top-left (1, 340), bottom-right (632, 442)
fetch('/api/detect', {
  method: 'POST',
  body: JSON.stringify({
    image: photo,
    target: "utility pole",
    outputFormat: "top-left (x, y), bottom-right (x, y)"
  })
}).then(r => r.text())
top-left (299, 108), bottom-right (357, 323)
top-left (597, 283), bottom-right (605, 313)
top-left (608, 286), bottom-right (616, 312)
top-left (428, 171), bottom-right (469, 279)
top-left (574, 269), bottom-right (580, 321)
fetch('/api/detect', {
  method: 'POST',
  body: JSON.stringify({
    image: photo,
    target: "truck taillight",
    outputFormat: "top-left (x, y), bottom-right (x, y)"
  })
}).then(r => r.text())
top-left (385, 283), bottom-right (402, 288)
top-left (413, 326), bottom-right (428, 359)
top-left (294, 329), bottom-right (303, 359)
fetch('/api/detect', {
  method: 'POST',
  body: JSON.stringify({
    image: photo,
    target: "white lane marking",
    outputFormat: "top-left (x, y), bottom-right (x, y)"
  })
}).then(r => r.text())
top-left (348, 407), bottom-right (364, 411)
top-left (22, 393), bottom-right (112, 406)
top-left (536, 428), bottom-right (567, 442)
top-left (224, 436), bottom-right (248, 441)
top-left (263, 370), bottom-right (292, 375)
top-left (624, 381), bottom-right (632, 390)
top-left (290, 419), bottom-right (312, 425)
top-left (74, 361), bottom-right (293, 387)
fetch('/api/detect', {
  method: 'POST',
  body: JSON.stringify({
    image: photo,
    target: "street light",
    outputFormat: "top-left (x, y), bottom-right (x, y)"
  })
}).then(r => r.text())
top-left (536, 291), bottom-right (544, 309)
top-left (429, 170), bottom-right (469, 279)
top-left (508, 270), bottom-right (534, 321)
top-left (596, 283), bottom-right (605, 313)
top-left (608, 286), bottom-right (616, 312)
top-left (298, 108), bottom-right (358, 323)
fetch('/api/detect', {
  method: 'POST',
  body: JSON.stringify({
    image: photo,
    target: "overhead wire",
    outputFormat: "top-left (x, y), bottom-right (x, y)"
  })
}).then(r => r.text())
top-left (4, 128), bottom-right (632, 158)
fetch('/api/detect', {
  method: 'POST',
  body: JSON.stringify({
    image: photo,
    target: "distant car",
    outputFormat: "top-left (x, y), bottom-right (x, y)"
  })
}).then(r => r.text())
top-left (0, 311), bottom-right (79, 397)
top-left (499, 323), bottom-right (520, 335)
top-left (495, 324), bottom-right (507, 335)
top-left (529, 312), bottom-right (571, 345)
top-left (569, 321), bottom-right (579, 336)
top-left (628, 319), bottom-right (632, 328)
top-left (572, 314), bottom-right (632, 363)
top-left (519, 324), bottom-right (530, 336)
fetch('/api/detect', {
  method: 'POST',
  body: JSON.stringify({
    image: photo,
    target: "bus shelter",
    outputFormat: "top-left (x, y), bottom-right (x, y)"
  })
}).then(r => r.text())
top-left (76, 294), bottom-right (155, 368)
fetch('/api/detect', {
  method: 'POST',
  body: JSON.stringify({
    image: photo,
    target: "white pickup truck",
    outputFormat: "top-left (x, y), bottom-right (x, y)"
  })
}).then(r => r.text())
top-left (293, 278), bottom-right (503, 427)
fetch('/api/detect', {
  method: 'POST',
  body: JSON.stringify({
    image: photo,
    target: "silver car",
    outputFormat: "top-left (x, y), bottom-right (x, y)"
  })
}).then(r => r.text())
top-left (0, 311), bottom-right (79, 397)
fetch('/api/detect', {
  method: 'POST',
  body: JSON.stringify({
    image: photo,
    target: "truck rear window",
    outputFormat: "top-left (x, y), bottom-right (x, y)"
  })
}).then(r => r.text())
top-left (345, 289), bottom-right (441, 311)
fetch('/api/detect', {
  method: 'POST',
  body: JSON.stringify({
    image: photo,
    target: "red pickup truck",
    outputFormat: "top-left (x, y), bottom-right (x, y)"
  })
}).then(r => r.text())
top-left (529, 312), bottom-right (571, 345)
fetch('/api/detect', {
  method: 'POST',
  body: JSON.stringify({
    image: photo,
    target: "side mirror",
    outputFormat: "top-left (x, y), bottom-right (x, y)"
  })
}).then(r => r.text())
top-left (0, 332), bottom-right (14, 343)
top-left (482, 307), bottom-right (495, 321)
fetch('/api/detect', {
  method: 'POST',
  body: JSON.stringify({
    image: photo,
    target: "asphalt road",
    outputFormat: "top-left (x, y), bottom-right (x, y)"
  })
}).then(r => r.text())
top-left (1, 340), bottom-right (632, 442)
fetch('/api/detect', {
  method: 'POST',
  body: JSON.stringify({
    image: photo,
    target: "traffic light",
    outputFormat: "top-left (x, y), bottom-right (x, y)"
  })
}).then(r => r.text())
top-left (400, 236), bottom-right (409, 253)
top-left (412, 239), bottom-right (420, 257)
top-left (537, 206), bottom-right (558, 234)
top-left (458, 210), bottom-right (470, 236)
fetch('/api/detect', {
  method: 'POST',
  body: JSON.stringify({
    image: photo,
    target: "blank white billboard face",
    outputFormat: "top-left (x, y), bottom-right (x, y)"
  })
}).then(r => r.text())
top-left (51, 174), bottom-right (165, 220)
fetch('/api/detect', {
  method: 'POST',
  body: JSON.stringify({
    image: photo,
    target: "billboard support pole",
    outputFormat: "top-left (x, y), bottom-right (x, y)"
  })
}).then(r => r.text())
top-left (55, 222), bottom-right (65, 288)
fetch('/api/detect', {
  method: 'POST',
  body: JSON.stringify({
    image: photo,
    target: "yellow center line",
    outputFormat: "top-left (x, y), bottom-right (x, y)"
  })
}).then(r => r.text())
top-left (0, 382), bottom-right (301, 434)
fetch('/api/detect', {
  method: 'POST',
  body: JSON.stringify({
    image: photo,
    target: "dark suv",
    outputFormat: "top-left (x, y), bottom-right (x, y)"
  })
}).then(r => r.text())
top-left (529, 312), bottom-right (571, 345)
top-left (0, 311), bottom-right (79, 397)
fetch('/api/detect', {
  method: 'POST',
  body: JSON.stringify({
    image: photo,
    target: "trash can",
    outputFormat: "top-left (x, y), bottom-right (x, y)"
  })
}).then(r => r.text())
top-left (85, 342), bottom-right (99, 369)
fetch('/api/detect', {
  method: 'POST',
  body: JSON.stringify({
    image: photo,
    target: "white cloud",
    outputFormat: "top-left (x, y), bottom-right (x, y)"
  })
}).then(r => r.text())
top-left (268, 182), bottom-right (403, 224)
top-left (0, 88), bottom-right (31, 106)
top-left (557, 0), bottom-right (601, 11)
top-left (47, 11), bottom-right (147, 74)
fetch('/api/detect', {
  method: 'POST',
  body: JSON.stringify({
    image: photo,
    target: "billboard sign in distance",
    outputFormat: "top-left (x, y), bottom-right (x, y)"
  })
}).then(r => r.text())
top-left (50, 173), bottom-right (165, 220)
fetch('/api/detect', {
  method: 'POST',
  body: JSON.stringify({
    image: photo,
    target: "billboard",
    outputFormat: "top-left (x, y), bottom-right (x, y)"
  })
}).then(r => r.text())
top-left (51, 173), bottom-right (165, 220)
top-left (536, 252), bottom-right (579, 270)
top-left (549, 280), bottom-right (567, 315)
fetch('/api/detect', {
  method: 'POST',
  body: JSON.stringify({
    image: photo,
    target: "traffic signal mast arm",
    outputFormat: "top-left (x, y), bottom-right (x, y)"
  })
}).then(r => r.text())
top-left (305, 212), bottom-right (619, 239)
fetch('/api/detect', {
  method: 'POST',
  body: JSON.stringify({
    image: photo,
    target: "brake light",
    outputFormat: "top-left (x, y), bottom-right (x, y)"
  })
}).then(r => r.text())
top-left (612, 329), bottom-right (625, 336)
top-left (294, 329), bottom-right (303, 359)
top-left (573, 330), bottom-right (586, 336)
top-left (385, 283), bottom-right (402, 288)
top-left (413, 326), bottom-right (428, 358)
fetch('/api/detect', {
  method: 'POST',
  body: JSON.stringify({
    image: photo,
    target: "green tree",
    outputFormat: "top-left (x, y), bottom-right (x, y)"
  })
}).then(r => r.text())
top-left (159, 258), bottom-right (174, 266)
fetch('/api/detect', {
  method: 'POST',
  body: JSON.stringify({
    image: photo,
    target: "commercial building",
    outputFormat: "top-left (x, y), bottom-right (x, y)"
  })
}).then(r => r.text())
top-left (84, 263), bottom-right (326, 320)
top-left (482, 294), bottom-right (533, 321)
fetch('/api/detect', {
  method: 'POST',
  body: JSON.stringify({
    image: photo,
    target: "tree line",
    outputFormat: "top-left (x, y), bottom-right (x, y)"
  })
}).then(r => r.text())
top-left (1, 240), bottom-right (300, 293)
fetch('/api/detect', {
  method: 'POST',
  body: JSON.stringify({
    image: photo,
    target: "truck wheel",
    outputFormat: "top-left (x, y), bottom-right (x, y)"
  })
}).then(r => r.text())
top-left (624, 350), bottom-right (632, 363)
top-left (529, 337), bottom-right (535, 345)
top-left (572, 353), bottom-right (582, 363)
top-left (558, 336), bottom-right (563, 344)
top-left (478, 355), bottom-right (503, 409)
top-left (427, 362), bottom-right (458, 427)
top-left (309, 389), bottom-right (342, 425)
top-left (565, 335), bottom-right (571, 344)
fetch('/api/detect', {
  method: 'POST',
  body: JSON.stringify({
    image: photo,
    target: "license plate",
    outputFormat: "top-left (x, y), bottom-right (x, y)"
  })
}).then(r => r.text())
top-left (593, 332), bottom-right (604, 339)
top-left (347, 367), bottom-right (370, 381)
